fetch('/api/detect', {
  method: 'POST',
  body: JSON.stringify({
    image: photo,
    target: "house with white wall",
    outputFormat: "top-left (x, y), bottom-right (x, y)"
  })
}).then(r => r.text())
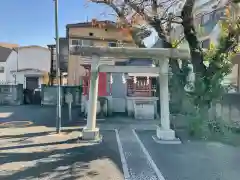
top-left (9, 46), bottom-right (51, 90)
top-left (0, 46), bottom-right (17, 84)
top-left (0, 45), bottom-right (51, 90)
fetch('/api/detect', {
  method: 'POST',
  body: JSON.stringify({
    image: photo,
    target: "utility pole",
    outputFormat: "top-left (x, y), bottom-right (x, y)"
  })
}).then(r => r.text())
top-left (54, 0), bottom-right (61, 133)
top-left (16, 47), bottom-right (19, 85)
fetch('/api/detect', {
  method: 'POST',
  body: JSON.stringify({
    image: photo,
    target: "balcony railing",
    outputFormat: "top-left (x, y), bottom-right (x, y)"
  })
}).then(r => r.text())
top-left (172, 7), bottom-right (227, 39)
top-left (195, 7), bottom-right (225, 37)
top-left (69, 45), bottom-right (89, 55)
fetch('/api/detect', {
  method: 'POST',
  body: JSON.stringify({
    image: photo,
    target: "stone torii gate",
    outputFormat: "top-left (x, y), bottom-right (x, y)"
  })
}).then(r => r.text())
top-left (78, 46), bottom-right (190, 142)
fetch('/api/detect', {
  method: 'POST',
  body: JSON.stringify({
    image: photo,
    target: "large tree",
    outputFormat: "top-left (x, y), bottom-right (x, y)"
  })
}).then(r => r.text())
top-left (90, 0), bottom-right (189, 112)
top-left (90, 0), bottom-right (240, 109)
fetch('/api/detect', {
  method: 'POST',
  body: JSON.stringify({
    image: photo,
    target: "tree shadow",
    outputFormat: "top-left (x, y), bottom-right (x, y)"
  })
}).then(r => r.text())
top-left (0, 128), bottom-right (83, 140)
top-left (0, 138), bottom-right (80, 151)
top-left (0, 105), bottom-right (85, 128)
top-left (0, 131), bottom-right (123, 180)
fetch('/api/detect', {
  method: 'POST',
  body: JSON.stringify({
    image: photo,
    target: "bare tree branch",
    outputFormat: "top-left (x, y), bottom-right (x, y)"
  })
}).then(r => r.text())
top-left (91, 0), bottom-right (128, 24)
top-left (90, 0), bottom-right (149, 47)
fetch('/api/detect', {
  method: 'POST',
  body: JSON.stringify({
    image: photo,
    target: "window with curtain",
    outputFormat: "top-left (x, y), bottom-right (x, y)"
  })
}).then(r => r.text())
top-left (0, 66), bottom-right (4, 73)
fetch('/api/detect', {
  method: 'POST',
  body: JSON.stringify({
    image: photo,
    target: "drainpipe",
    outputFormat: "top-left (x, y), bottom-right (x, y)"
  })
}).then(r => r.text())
top-left (13, 48), bottom-right (19, 85)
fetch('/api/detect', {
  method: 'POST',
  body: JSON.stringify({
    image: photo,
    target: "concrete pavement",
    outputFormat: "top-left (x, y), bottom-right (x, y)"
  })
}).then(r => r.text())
top-left (1, 105), bottom-right (240, 180)
top-left (117, 128), bottom-right (159, 180)
top-left (0, 128), bottom-right (124, 180)
top-left (0, 105), bottom-right (82, 127)
top-left (137, 130), bottom-right (240, 180)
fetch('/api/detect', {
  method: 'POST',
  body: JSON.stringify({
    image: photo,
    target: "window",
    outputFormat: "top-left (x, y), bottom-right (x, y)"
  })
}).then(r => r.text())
top-left (201, 13), bottom-right (211, 25)
top-left (0, 66), bottom-right (4, 73)
top-left (201, 39), bottom-right (210, 49)
top-left (108, 42), bottom-right (117, 47)
top-left (71, 39), bottom-right (93, 47)
top-left (82, 40), bottom-right (93, 46)
top-left (0, 87), bottom-right (11, 93)
top-left (214, 9), bottom-right (224, 21)
top-left (71, 39), bottom-right (80, 46)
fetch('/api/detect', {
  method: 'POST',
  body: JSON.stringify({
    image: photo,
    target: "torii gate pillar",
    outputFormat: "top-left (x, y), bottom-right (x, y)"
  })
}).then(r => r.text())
top-left (156, 59), bottom-right (179, 143)
top-left (82, 54), bottom-right (100, 140)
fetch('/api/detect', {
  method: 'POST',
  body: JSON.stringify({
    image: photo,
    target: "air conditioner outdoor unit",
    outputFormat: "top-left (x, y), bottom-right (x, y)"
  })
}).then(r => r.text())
top-left (74, 45), bottom-right (81, 50)
top-left (70, 45), bottom-right (81, 54)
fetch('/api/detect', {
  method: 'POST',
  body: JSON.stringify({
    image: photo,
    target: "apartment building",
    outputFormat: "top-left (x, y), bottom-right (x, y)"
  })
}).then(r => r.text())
top-left (66, 20), bottom-right (161, 116)
top-left (47, 38), bottom-right (68, 85)
top-left (170, 0), bottom-right (240, 92)
top-left (66, 20), bottom-right (135, 86)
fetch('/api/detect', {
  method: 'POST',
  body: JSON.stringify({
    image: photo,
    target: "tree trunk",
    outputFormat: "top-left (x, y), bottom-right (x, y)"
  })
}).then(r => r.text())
top-left (181, 0), bottom-right (206, 77)
top-left (150, 19), bottom-right (189, 113)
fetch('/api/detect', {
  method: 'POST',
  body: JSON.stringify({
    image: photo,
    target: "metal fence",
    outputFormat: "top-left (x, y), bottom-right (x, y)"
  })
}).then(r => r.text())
top-left (0, 84), bottom-right (23, 105)
top-left (41, 85), bottom-right (82, 106)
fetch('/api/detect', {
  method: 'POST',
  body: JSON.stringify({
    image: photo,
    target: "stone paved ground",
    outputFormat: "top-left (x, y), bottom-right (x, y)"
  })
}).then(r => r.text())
top-left (0, 105), bottom-right (159, 128)
top-left (118, 127), bottom-right (158, 180)
top-left (137, 130), bottom-right (240, 180)
top-left (0, 127), bottom-right (124, 180)
top-left (0, 105), bottom-right (158, 180)
top-left (1, 105), bottom-right (240, 180)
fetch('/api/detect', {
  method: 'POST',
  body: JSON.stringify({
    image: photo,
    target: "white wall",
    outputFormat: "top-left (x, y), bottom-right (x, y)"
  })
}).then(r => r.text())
top-left (15, 72), bottom-right (25, 87)
top-left (12, 71), bottom-right (44, 88)
top-left (5, 47), bottom-right (50, 86)
top-left (0, 51), bottom-right (18, 84)
top-left (17, 47), bottom-right (50, 72)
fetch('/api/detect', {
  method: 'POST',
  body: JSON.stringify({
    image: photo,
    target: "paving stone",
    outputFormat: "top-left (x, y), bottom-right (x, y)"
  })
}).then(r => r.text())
top-left (118, 128), bottom-right (159, 180)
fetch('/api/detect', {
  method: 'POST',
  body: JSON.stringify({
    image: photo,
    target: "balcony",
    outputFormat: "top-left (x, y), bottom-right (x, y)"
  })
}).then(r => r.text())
top-left (172, 7), bottom-right (226, 40)
top-left (195, 8), bottom-right (225, 37)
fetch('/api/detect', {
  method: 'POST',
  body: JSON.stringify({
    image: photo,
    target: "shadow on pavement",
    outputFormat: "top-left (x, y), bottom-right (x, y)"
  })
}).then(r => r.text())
top-left (0, 128), bottom-right (83, 140)
top-left (0, 138), bottom-right (80, 151)
top-left (0, 105), bottom-right (85, 128)
top-left (0, 131), bottom-right (123, 180)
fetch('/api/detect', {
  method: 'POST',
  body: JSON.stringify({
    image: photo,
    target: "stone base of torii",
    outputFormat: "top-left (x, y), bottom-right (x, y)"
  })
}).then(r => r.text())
top-left (75, 46), bottom-right (190, 143)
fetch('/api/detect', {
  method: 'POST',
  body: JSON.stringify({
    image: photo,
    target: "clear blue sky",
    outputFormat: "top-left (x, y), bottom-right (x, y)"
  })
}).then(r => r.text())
top-left (0, 0), bottom-right (113, 46)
